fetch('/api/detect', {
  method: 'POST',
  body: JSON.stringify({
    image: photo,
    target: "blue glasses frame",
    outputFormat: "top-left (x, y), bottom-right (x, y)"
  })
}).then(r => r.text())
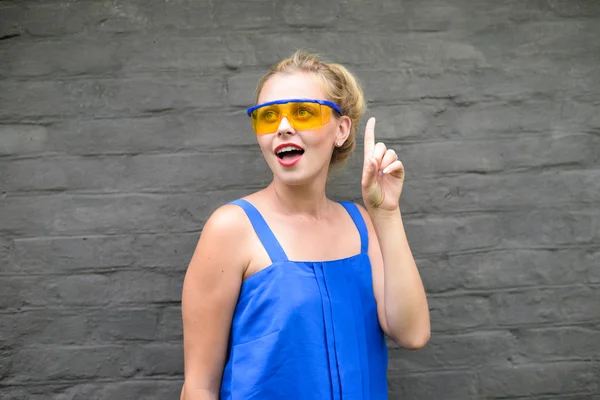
top-left (246, 98), bottom-right (343, 117)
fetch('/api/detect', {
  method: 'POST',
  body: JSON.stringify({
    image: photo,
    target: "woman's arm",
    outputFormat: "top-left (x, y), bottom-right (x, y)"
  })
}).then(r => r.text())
top-left (180, 205), bottom-right (249, 400)
top-left (360, 117), bottom-right (430, 349)
top-left (360, 205), bottom-right (430, 349)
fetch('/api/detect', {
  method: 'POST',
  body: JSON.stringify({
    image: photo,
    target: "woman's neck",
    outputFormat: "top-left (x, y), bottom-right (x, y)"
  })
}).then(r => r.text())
top-left (267, 175), bottom-right (332, 219)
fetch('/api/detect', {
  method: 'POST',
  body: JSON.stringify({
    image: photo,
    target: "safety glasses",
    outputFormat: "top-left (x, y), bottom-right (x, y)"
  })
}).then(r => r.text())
top-left (247, 99), bottom-right (343, 135)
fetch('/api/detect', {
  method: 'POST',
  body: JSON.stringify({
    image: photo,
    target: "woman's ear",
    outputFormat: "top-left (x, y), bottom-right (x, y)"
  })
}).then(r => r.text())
top-left (335, 115), bottom-right (352, 146)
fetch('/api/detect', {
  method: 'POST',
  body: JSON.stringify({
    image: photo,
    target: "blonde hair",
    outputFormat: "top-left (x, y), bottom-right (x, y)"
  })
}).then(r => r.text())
top-left (254, 50), bottom-right (366, 166)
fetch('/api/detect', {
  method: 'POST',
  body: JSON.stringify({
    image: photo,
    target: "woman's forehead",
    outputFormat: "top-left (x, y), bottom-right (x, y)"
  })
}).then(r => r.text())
top-left (258, 72), bottom-right (327, 104)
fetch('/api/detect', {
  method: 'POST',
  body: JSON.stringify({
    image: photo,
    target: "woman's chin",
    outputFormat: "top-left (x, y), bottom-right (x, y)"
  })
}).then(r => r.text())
top-left (273, 172), bottom-right (312, 186)
top-left (271, 165), bottom-right (319, 187)
top-left (267, 155), bottom-right (329, 187)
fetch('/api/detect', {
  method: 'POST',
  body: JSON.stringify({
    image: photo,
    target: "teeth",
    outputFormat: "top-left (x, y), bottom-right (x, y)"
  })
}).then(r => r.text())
top-left (276, 146), bottom-right (301, 154)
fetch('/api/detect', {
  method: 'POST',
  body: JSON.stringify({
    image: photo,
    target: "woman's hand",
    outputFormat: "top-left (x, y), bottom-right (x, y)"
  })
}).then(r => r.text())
top-left (361, 117), bottom-right (405, 211)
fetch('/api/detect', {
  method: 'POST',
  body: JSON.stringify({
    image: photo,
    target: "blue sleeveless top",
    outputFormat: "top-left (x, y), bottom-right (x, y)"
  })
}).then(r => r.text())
top-left (220, 199), bottom-right (389, 399)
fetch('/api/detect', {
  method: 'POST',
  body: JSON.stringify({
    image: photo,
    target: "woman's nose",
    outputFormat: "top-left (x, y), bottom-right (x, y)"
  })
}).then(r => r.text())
top-left (277, 115), bottom-right (295, 136)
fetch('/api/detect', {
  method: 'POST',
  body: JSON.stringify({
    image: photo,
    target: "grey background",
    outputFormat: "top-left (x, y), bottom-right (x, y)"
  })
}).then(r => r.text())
top-left (1, 0), bottom-right (600, 399)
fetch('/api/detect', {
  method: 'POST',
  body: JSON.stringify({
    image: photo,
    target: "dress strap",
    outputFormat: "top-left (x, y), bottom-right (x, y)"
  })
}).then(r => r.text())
top-left (228, 199), bottom-right (289, 263)
top-left (339, 202), bottom-right (369, 254)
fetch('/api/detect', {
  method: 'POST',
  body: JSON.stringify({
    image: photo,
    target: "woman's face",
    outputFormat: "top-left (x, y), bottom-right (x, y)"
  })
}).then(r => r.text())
top-left (255, 72), bottom-right (350, 186)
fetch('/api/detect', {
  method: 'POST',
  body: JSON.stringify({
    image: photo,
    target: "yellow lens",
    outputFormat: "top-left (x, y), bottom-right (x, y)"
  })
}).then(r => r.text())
top-left (252, 106), bottom-right (281, 134)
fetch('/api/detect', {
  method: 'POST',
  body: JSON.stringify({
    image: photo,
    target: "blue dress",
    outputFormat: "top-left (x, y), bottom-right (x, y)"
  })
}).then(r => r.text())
top-left (220, 199), bottom-right (389, 399)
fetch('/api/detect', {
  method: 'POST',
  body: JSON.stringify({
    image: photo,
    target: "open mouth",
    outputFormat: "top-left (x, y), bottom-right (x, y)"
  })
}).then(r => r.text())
top-left (276, 146), bottom-right (305, 160)
top-left (274, 144), bottom-right (305, 166)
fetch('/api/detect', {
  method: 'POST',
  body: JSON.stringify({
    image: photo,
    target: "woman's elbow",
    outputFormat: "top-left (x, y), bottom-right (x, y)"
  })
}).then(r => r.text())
top-left (391, 329), bottom-right (431, 350)
top-left (180, 383), bottom-right (219, 400)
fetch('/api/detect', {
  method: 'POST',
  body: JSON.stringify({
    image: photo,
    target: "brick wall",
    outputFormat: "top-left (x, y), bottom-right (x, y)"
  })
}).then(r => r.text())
top-left (1, 1), bottom-right (600, 399)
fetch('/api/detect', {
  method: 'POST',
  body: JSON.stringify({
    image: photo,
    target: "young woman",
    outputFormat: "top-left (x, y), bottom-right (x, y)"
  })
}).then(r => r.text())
top-left (180, 51), bottom-right (430, 400)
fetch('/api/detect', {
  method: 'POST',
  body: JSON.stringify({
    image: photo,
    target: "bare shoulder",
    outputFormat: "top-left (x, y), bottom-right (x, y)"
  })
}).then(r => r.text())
top-left (204, 203), bottom-right (250, 238)
top-left (186, 203), bottom-right (252, 276)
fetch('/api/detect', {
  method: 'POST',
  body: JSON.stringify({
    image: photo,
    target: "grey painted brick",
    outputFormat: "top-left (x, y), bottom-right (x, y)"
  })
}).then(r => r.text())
top-left (0, 385), bottom-right (67, 400)
top-left (111, 34), bottom-right (251, 74)
top-left (226, 31), bottom-right (488, 73)
top-left (0, 274), bottom-right (112, 308)
top-left (429, 286), bottom-right (600, 333)
top-left (388, 330), bottom-right (517, 373)
top-left (490, 286), bottom-right (600, 326)
top-left (1, 150), bottom-right (270, 194)
top-left (388, 370), bottom-right (478, 399)
top-left (4, 138), bottom-right (595, 197)
top-left (53, 380), bottom-right (184, 400)
top-left (360, 60), bottom-right (599, 105)
top-left (0, 76), bottom-right (226, 120)
top-left (7, 345), bottom-right (129, 382)
top-left (0, 3), bottom-right (20, 38)
top-left (89, 308), bottom-right (160, 343)
top-left (400, 134), bottom-right (600, 176)
top-left (587, 249), bottom-right (600, 284)
top-left (428, 294), bottom-right (493, 332)
top-left (1, 309), bottom-right (87, 345)
top-left (502, 207), bottom-right (600, 247)
top-left (0, 37), bottom-right (123, 78)
top-left (128, 343), bottom-right (183, 376)
top-left (0, 387), bottom-right (41, 400)
top-left (502, 134), bottom-right (600, 169)
top-left (0, 0), bottom-right (214, 37)
top-left (365, 103), bottom-right (447, 141)
top-left (0, 349), bottom-right (12, 378)
top-left (1, 381), bottom-right (183, 400)
top-left (1, 308), bottom-right (160, 345)
top-left (227, 72), bottom-right (264, 107)
top-left (7, 233), bottom-right (198, 275)
top-left (401, 169), bottom-right (600, 215)
top-left (399, 139), bottom-right (505, 176)
top-left (337, 0), bottom-right (461, 33)
top-left (357, 69), bottom-right (515, 104)
top-left (93, 0), bottom-right (215, 33)
top-left (159, 306), bottom-right (183, 341)
top-left (513, 325), bottom-right (600, 363)
top-left (404, 214), bottom-right (502, 256)
top-left (7, 343), bottom-right (182, 383)
top-left (422, 248), bottom-right (600, 293)
top-left (0, 190), bottom-right (248, 236)
top-left (278, 0), bottom-right (340, 28)
top-left (427, 99), bottom-right (600, 139)
top-left (0, 270), bottom-right (182, 308)
top-left (549, 0), bottom-right (600, 18)
top-left (533, 395), bottom-right (600, 400)
top-left (214, 0), bottom-right (274, 29)
top-left (0, 34), bottom-right (259, 78)
top-left (0, 237), bottom-right (12, 266)
top-left (0, 125), bottom-right (48, 155)
top-left (471, 19), bottom-right (600, 62)
top-left (335, 0), bottom-right (592, 33)
top-left (8, 111), bottom-right (257, 156)
top-left (479, 361), bottom-right (600, 397)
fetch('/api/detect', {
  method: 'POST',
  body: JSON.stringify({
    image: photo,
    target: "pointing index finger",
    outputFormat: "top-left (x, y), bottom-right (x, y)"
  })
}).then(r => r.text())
top-left (364, 117), bottom-right (376, 161)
